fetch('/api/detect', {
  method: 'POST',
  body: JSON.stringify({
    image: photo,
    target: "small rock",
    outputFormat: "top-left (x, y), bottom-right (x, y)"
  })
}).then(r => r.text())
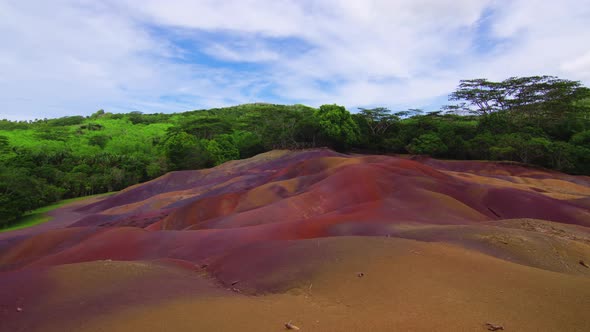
top-left (16, 307), bottom-right (22, 313)
top-left (357, 272), bottom-right (365, 278)
top-left (485, 322), bottom-right (504, 331)
top-left (285, 322), bottom-right (300, 330)
top-left (579, 260), bottom-right (589, 268)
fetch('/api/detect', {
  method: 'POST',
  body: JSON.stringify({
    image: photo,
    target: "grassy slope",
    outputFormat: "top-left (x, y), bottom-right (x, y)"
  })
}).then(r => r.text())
top-left (0, 119), bottom-right (172, 157)
top-left (0, 192), bottom-right (114, 233)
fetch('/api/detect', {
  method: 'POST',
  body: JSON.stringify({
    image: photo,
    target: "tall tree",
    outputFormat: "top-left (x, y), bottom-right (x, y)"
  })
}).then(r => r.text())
top-left (357, 107), bottom-right (399, 136)
top-left (314, 104), bottom-right (360, 150)
top-left (448, 76), bottom-right (590, 117)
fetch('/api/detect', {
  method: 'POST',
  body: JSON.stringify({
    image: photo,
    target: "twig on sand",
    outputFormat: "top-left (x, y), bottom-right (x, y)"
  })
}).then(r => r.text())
top-left (285, 321), bottom-right (300, 330)
top-left (485, 322), bottom-right (504, 331)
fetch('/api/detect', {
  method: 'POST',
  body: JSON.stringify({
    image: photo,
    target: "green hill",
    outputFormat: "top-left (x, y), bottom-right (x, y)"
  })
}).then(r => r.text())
top-left (1, 76), bottom-right (590, 227)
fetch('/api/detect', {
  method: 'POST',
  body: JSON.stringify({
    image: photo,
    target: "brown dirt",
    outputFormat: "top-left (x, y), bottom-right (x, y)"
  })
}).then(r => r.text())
top-left (6, 238), bottom-right (589, 332)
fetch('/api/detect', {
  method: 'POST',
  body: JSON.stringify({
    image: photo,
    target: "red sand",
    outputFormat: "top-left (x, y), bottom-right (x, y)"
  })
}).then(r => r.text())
top-left (1, 149), bottom-right (589, 331)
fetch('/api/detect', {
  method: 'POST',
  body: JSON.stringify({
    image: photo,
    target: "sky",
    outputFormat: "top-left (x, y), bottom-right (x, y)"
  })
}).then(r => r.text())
top-left (1, 0), bottom-right (590, 121)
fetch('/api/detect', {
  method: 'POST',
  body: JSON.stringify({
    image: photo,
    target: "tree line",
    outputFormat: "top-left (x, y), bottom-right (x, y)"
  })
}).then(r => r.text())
top-left (1, 76), bottom-right (589, 226)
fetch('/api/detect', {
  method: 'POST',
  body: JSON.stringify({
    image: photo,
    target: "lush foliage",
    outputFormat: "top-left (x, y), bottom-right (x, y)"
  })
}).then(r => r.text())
top-left (1, 77), bottom-right (589, 226)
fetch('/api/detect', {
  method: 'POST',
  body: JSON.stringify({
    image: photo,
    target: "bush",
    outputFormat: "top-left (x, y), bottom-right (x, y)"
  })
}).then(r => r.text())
top-left (406, 133), bottom-right (448, 156)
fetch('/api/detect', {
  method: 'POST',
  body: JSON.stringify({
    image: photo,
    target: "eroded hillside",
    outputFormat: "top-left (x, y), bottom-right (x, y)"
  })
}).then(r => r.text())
top-left (1, 149), bottom-right (590, 331)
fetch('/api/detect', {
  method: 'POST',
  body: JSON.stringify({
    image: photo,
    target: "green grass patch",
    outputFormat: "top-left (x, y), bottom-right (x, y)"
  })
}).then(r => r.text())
top-left (0, 192), bottom-right (115, 233)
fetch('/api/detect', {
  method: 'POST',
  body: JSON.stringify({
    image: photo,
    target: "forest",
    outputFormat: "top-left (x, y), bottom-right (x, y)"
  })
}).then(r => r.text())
top-left (1, 75), bottom-right (589, 226)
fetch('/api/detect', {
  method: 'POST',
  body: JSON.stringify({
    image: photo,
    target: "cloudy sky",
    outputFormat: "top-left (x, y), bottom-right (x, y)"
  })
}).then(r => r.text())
top-left (1, 0), bottom-right (590, 120)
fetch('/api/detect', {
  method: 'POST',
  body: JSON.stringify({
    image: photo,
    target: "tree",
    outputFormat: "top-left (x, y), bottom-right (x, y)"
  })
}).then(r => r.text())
top-left (162, 132), bottom-right (212, 170)
top-left (88, 134), bottom-right (110, 149)
top-left (206, 135), bottom-right (240, 166)
top-left (491, 134), bottom-right (551, 164)
top-left (34, 127), bottom-right (70, 141)
top-left (571, 129), bottom-right (590, 148)
top-left (448, 78), bottom-right (506, 115)
top-left (230, 130), bottom-right (265, 158)
top-left (0, 135), bottom-right (9, 154)
top-left (127, 111), bottom-right (144, 124)
top-left (354, 107), bottom-right (400, 151)
top-left (314, 104), bottom-right (360, 150)
top-left (0, 166), bottom-right (62, 224)
top-left (548, 141), bottom-right (576, 171)
top-left (406, 133), bottom-right (448, 156)
top-left (178, 115), bottom-right (232, 139)
top-left (468, 133), bottom-right (497, 160)
top-left (357, 107), bottom-right (399, 136)
top-left (476, 111), bottom-right (514, 134)
top-left (448, 76), bottom-right (590, 118)
top-left (90, 109), bottom-right (105, 119)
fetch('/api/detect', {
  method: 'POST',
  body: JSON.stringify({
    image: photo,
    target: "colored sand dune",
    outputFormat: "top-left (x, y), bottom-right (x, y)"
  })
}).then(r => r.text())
top-left (1, 149), bottom-right (590, 331)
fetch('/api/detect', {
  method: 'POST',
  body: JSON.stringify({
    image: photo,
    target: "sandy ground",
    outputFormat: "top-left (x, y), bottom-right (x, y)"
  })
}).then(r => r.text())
top-left (2, 237), bottom-right (588, 332)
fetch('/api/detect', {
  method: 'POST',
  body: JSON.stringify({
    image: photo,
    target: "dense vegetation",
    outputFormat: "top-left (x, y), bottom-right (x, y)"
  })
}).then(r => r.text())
top-left (1, 76), bottom-right (589, 226)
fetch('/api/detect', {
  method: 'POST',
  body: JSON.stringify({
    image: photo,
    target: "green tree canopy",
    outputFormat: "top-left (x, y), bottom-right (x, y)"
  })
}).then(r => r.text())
top-left (314, 104), bottom-right (360, 150)
top-left (449, 76), bottom-right (590, 116)
top-left (406, 133), bottom-right (448, 156)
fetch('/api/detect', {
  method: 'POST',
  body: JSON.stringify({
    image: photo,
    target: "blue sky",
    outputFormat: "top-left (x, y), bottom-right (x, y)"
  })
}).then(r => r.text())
top-left (1, 0), bottom-right (590, 120)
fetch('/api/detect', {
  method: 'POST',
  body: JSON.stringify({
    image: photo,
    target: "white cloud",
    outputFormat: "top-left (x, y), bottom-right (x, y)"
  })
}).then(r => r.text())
top-left (129, 0), bottom-right (306, 37)
top-left (0, 0), bottom-right (589, 120)
top-left (562, 51), bottom-right (590, 79)
top-left (203, 43), bottom-right (280, 62)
